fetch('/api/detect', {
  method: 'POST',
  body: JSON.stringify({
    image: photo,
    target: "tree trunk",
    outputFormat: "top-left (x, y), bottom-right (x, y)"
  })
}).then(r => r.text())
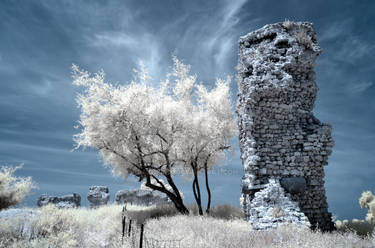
top-left (165, 173), bottom-right (185, 205)
top-left (192, 169), bottom-right (203, 215)
top-left (204, 163), bottom-right (211, 214)
top-left (192, 179), bottom-right (203, 215)
top-left (192, 177), bottom-right (198, 205)
top-left (170, 198), bottom-right (189, 214)
top-left (145, 180), bottom-right (189, 214)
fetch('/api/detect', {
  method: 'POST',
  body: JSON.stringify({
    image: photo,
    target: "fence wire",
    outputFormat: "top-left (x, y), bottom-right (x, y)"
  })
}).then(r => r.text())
top-left (122, 205), bottom-right (183, 248)
top-left (122, 228), bottom-right (183, 248)
top-left (144, 235), bottom-right (183, 248)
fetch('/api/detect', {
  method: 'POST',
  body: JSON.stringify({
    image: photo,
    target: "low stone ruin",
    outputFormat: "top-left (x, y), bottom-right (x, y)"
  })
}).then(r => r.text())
top-left (37, 193), bottom-right (81, 208)
top-left (87, 186), bottom-right (110, 208)
top-left (237, 21), bottom-right (335, 231)
top-left (115, 189), bottom-right (170, 206)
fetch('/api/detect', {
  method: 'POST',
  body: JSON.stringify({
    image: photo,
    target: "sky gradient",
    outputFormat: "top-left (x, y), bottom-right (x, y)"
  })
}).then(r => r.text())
top-left (0, 0), bottom-right (374, 220)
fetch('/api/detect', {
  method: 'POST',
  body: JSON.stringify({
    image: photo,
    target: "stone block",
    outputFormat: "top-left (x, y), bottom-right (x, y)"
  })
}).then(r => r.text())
top-left (87, 186), bottom-right (110, 208)
top-left (37, 193), bottom-right (81, 208)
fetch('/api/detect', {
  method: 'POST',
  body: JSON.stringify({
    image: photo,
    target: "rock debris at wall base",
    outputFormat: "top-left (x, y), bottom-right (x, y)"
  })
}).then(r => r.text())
top-left (245, 178), bottom-right (310, 230)
top-left (237, 21), bottom-right (335, 231)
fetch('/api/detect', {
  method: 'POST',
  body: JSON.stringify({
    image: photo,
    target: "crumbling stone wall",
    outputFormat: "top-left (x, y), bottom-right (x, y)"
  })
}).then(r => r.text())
top-left (237, 21), bottom-right (335, 231)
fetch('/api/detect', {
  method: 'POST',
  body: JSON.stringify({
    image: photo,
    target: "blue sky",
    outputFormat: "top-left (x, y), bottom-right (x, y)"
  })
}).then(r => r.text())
top-left (0, 0), bottom-right (374, 220)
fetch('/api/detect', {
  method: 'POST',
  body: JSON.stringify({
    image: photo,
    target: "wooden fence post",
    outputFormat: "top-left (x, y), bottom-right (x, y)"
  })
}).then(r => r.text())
top-left (122, 215), bottom-right (126, 244)
top-left (139, 224), bottom-right (144, 248)
top-left (128, 219), bottom-right (132, 237)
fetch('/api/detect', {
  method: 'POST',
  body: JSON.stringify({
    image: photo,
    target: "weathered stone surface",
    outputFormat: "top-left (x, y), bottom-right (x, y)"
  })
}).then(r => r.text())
top-left (37, 193), bottom-right (81, 208)
top-left (87, 186), bottom-right (110, 208)
top-left (280, 177), bottom-right (307, 194)
top-left (115, 189), bottom-right (170, 206)
top-left (244, 178), bottom-right (310, 230)
top-left (237, 21), bottom-right (335, 231)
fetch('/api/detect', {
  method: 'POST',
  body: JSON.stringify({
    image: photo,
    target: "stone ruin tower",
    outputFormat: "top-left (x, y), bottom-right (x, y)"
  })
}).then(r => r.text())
top-left (237, 22), bottom-right (335, 231)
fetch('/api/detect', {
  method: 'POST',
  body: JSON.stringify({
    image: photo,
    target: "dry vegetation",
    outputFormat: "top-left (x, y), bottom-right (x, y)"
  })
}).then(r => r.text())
top-left (293, 28), bottom-right (314, 50)
top-left (0, 165), bottom-right (34, 211)
top-left (0, 203), bottom-right (374, 248)
top-left (0, 204), bottom-right (124, 247)
top-left (335, 219), bottom-right (375, 237)
top-left (282, 20), bottom-right (314, 49)
top-left (144, 215), bottom-right (374, 248)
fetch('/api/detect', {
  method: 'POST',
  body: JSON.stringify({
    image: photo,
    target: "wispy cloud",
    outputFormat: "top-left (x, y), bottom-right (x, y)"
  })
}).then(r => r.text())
top-left (339, 37), bottom-right (375, 62)
top-left (30, 79), bottom-right (53, 97)
top-left (87, 31), bottom-right (163, 85)
top-left (209, 0), bottom-right (248, 70)
top-left (346, 81), bottom-right (373, 94)
top-left (319, 20), bottom-right (350, 42)
top-left (91, 33), bottom-right (138, 47)
top-left (83, 0), bottom-right (249, 86)
top-left (321, 21), bottom-right (375, 63)
top-left (160, 0), bottom-right (250, 83)
top-left (222, 0), bottom-right (247, 28)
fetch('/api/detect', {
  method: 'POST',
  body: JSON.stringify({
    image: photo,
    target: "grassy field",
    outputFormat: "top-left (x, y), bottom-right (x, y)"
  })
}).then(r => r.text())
top-left (0, 204), bottom-right (374, 248)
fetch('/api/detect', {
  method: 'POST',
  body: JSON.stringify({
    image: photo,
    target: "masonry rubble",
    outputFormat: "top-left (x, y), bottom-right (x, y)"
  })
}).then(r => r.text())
top-left (237, 21), bottom-right (335, 231)
top-left (115, 189), bottom-right (170, 206)
top-left (87, 186), bottom-right (110, 208)
top-left (245, 178), bottom-right (310, 230)
top-left (37, 193), bottom-right (81, 208)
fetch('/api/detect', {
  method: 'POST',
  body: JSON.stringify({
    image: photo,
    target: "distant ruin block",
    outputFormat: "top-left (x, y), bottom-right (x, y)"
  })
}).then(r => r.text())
top-left (37, 193), bottom-right (81, 208)
top-left (115, 189), bottom-right (170, 206)
top-left (237, 22), bottom-right (335, 231)
top-left (87, 186), bottom-right (110, 208)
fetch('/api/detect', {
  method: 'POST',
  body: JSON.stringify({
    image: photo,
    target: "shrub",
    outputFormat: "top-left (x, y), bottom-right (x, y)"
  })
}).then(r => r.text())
top-left (359, 191), bottom-right (375, 224)
top-left (360, 191), bottom-right (374, 208)
top-left (281, 20), bottom-right (314, 49)
top-left (0, 214), bottom-right (27, 247)
top-left (282, 19), bottom-right (294, 30)
top-left (208, 204), bottom-right (244, 220)
top-left (335, 219), bottom-right (375, 237)
top-left (123, 203), bottom-right (245, 226)
top-left (125, 203), bottom-right (180, 225)
top-left (332, 190), bottom-right (375, 238)
top-left (0, 204), bottom-right (124, 247)
top-left (293, 28), bottom-right (313, 49)
top-left (29, 204), bottom-right (81, 247)
top-left (0, 165), bottom-right (34, 211)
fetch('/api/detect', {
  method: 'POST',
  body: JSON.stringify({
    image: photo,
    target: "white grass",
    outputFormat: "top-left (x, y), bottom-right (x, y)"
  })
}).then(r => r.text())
top-left (142, 215), bottom-right (373, 248)
top-left (0, 204), bottom-right (374, 248)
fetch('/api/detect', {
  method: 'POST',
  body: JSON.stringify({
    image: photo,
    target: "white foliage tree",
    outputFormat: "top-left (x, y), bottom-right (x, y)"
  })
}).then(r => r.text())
top-left (0, 165), bottom-right (34, 211)
top-left (72, 56), bottom-right (237, 214)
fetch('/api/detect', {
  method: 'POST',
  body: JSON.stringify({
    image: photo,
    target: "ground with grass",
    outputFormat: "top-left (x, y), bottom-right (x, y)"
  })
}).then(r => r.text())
top-left (0, 204), bottom-right (374, 248)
